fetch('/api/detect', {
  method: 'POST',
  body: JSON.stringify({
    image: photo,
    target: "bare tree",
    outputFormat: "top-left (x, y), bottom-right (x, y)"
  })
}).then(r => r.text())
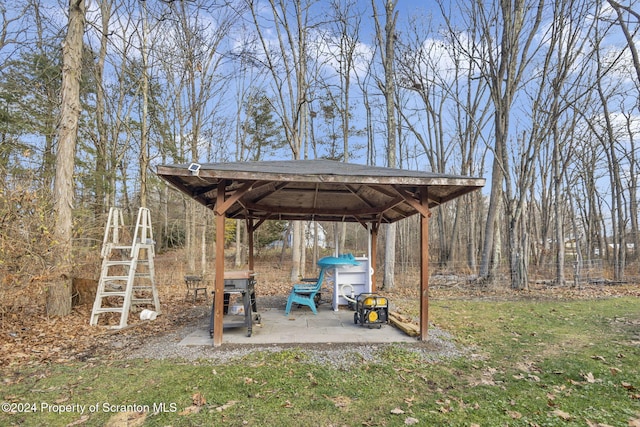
top-left (607, 0), bottom-right (640, 263)
top-left (593, 39), bottom-right (629, 281)
top-left (325, 0), bottom-right (362, 164)
top-left (139, 0), bottom-right (150, 208)
top-left (445, 0), bottom-right (544, 286)
top-left (246, 0), bottom-right (316, 280)
top-left (393, 28), bottom-right (490, 273)
top-left (607, 1), bottom-right (640, 84)
top-left (397, 10), bottom-right (492, 270)
top-left (92, 0), bottom-right (111, 214)
top-left (543, 0), bottom-right (595, 286)
top-left (0, 1), bottom-right (29, 72)
top-left (156, 0), bottom-right (235, 273)
top-left (89, 0), bottom-right (136, 212)
top-left (48, 0), bottom-right (86, 316)
top-left (321, 0), bottom-right (364, 252)
top-left (372, 0), bottom-right (398, 289)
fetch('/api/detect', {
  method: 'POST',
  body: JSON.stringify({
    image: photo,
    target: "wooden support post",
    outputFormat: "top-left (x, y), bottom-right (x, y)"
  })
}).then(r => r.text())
top-left (246, 217), bottom-right (255, 271)
top-left (419, 188), bottom-right (431, 340)
top-left (213, 181), bottom-right (226, 347)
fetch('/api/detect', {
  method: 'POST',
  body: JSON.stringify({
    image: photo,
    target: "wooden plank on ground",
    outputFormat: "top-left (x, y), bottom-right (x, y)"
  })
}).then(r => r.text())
top-left (389, 311), bottom-right (419, 337)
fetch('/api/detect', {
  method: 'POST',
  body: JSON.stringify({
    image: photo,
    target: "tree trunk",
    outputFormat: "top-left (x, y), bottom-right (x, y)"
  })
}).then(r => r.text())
top-left (94, 0), bottom-right (110, 215)
top-left (290, 221), bottom-right (302, 281)
top-left (47, 0), bottom-right (86, 317)
top-left (372, 0), bottom-right (398, 290)
top-left (200, 206), bottom-right (207, 275)
top-left (139, 0), bottom-right (149, 208)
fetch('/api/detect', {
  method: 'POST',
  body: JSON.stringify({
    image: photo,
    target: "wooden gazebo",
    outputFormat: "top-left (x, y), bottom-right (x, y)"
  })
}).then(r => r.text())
top-left (156, 159), bottom-right (485, 346)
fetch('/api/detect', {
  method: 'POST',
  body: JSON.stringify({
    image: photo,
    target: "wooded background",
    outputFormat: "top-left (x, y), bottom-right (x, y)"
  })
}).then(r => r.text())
top-left (2, 0), bottom-right (640, 315)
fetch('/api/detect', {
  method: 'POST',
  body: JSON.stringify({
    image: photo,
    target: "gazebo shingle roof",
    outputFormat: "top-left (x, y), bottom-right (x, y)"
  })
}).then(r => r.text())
top-left (156, 159), bottom-right (485, 224)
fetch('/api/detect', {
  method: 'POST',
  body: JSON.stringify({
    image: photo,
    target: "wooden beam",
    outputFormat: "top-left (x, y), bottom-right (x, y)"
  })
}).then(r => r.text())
top-left (249, 181), bottom-right (288, 205)
top-left (419, 187), bottom-right (431, 340)
top-left (214, 180), bottom-right (255, 216)
top-left (213, 181), bottom-right (226, 347)
top-left (242, 197), bottom-right (405, 218)
top-left (393, 185), bottom-right (431, 218)
top-left (253, 215), bottom-right (270, 230)
top-left (368, 184), bottom-right (419, 220)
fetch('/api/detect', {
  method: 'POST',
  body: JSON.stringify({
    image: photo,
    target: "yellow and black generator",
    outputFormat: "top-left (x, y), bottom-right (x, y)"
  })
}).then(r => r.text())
top-left (353, 293), bottom-right (388, 328)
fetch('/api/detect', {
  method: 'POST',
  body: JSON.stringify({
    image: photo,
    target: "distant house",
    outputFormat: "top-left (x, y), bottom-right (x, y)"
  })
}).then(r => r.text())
top-left (304, 222), bottom-right (328, 248)
top-left (607, 243), bottom-right (635, 251)
top-left (267, 222), bottom-right (328, 249)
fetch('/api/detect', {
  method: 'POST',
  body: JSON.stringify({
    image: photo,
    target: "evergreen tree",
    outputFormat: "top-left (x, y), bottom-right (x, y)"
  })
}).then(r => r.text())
top-left (241, 90), bottom-right (283, 160)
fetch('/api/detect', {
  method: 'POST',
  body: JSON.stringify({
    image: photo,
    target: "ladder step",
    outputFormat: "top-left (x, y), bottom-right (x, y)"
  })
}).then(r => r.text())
top-left (107, 245), bottom-right (132, 250)
top-left (103, 259), bottom-right (149, 266)
top-left (102, 275), bottom-right (130, 281)
top-left (98, 292), bottom-right (127, 298)
top-left (104, 260), bottom-right (135, 266)
top-left (92, 307), bottom-right (124, 314)
top-left (101, 272), bottom-right (151, 280)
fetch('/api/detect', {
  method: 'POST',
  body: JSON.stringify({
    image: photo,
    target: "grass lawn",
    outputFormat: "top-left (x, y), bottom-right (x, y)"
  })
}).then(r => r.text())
top-left (1, 296), bottom-right (639, 426)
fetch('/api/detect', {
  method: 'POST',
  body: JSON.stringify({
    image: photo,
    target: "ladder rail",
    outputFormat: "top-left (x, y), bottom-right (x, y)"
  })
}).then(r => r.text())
top-left (91, 207), bottom-right (160, 328)
top-left (101, 207), bottom-right (131, 258)
top-left (131, 208), bottom-right (154, 256)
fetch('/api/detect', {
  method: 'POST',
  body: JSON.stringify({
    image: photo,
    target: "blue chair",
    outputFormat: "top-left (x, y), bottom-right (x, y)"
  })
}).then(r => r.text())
top-left (284, 266), bottom-right (328, 315)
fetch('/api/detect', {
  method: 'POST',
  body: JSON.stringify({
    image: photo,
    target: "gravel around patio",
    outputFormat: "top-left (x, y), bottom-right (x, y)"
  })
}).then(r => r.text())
top-left (120, 296), bottom-right (468, 368)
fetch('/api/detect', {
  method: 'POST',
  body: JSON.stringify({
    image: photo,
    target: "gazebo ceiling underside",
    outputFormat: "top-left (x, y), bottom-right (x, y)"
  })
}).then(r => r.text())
top-left (156, 160), bottom-right (485, 224)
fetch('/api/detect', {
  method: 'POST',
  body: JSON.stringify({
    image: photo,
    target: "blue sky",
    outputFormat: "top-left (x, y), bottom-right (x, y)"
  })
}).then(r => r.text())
top-left (7, 0), bottom-right (638, 199)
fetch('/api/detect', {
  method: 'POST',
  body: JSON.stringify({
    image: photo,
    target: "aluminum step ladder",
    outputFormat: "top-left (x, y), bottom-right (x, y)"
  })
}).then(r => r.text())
top-left (90, 207), bottom-right (160, 329)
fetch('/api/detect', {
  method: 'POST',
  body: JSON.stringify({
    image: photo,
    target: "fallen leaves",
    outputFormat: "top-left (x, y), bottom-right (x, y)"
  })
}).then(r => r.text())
top-left (468, 366), bottom-right (499, 386)
top-left (307, 372), bottom-right (318, 386)
top-left (507, 410), bottom-right (522, 419)
top-left (582, 372), bottom-right (598, 384)
top-left (585, 421), bottom-right (616, 427)
top-left (179, 392), bottom-right (207, 415)
top-left (389, 407), bottom-right (420, 425)
top-left (435, 399), bottom-right (453, 413)
top-left (191, 392), bottom-right (206, 406)
top-left (621, 381), bottom-right (636, 391)
top-left (620, 381), bottom-right (640, 400)
top-left (104, 411), bottom-right (146, 427)
top-left (214, 400), bottom-right (238, 412)
top-left (324, 395), bottom-right (351, 408)
top-left (0, 294), bottom-right (208, 367)
top-left (551, 408), bottom-right (572, 420)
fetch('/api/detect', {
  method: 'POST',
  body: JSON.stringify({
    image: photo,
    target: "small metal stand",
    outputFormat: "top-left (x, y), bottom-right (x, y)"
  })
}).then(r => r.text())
top-left (209, 271), bottom-right (260, 338)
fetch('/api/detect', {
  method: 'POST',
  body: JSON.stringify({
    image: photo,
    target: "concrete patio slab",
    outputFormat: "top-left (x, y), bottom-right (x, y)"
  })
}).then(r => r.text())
top-left (179, 306), bottom-right (417, 346)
